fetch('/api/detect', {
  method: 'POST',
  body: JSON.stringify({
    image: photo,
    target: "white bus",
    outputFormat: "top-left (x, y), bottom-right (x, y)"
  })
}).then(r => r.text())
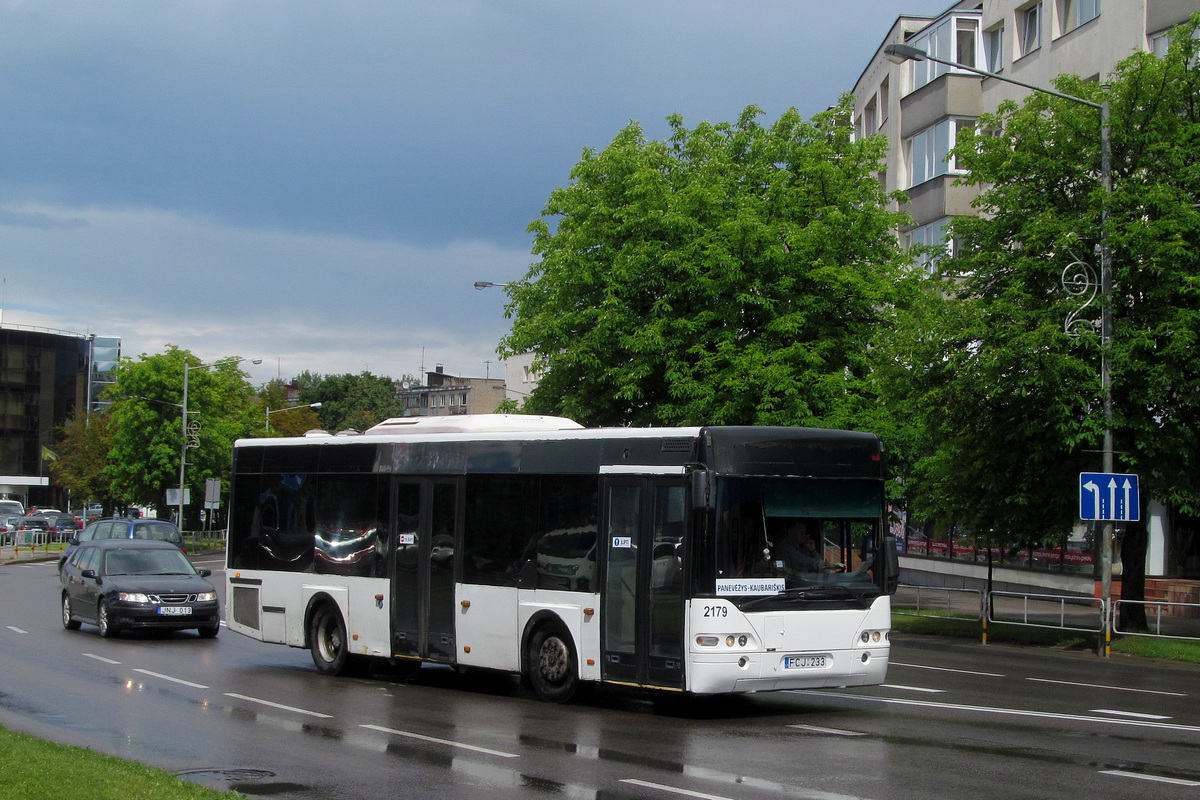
top-left (225, 415), bottom-right (897, 702)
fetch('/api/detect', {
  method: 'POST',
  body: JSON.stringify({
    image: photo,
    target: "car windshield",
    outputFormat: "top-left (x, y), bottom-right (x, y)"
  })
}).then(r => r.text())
top-left (104, 549), bottom-right (196, 576)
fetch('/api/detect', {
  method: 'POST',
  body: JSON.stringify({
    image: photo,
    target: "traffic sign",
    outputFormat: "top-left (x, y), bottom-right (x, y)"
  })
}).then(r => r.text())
top-left (1079, 472), bottom-right (1140, 521)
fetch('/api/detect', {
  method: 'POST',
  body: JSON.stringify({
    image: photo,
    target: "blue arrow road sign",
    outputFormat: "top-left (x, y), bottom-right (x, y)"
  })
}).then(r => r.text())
top-left (1079, 473), bottom-right (1140, 521)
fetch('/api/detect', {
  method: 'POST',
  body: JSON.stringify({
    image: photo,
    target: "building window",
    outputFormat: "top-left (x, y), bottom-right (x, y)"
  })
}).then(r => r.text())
top-left (1150, 29), bottom-right (1171, 57)
top-left (461, 393), bottom-right (468, 406)
top-left (906, 118), bottom-right (973, 188)
top-left (956, 18), bottom-right (977, 66)
top-left (1057, 0), bottom-right (1099, 36)
top-left (908, 13), bottom-right (982, 92)
top-left (864, 97), bottom-right (877, 136)
top-left (878, 76), bottom-right (890, 126)
top-left (905, 218), bottom-right (953, 273)
top-left (1018, 3), bottom-right (1042, 57)
top-left (984, 25), bottom-right (1005, 72)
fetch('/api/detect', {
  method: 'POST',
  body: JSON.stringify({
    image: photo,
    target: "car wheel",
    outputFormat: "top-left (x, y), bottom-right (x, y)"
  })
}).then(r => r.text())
top-left (198, 624), bottom-right (220, 639)
top-left (62, 593), bottom-right (81, 630)
top-left (98, 599), bottom-right (120, 638)
top-left (309, 604), bottom-right (357, 676)
top-left (525, 621), bottom-right (580, 703)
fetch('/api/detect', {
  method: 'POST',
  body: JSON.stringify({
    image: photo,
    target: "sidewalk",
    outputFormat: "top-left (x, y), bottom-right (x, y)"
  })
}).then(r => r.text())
top-left (0, 543), bottom-right (64, 566)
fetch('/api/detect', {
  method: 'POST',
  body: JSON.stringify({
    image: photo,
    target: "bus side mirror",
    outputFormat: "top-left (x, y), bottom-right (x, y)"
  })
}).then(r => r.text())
top-left (689, 469), bottom-right (713, 512)
top-left (884, 535), bottom-right (901, 594)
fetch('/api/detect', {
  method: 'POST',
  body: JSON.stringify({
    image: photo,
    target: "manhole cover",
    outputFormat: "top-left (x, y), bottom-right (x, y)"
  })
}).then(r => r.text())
top-left (178, 768), bottom-right (276, 784)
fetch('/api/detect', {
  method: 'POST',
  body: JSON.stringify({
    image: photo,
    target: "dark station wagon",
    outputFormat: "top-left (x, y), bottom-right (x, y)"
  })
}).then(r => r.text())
top-left (60, 539), bottom-right (221, 638)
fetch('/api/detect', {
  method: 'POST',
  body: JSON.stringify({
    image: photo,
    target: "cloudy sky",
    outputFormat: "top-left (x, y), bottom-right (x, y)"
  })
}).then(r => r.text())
top-left (1, 1), bottom-right (950, 386)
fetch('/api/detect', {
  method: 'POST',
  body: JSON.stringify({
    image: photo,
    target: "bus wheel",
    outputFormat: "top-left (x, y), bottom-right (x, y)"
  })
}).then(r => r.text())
top-left (526, 622), bottom-right (579, 703)
top-left (309, 604), bottom-right (354, 676)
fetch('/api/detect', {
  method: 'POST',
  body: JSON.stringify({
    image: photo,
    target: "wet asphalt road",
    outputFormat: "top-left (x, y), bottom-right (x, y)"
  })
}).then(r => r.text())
top-left (2, 555), bottom-right (1199, 800)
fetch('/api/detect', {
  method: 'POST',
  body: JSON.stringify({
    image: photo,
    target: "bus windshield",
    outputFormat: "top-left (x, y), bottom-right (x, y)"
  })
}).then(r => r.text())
top-left (706, 476), bottom-right (884, 605)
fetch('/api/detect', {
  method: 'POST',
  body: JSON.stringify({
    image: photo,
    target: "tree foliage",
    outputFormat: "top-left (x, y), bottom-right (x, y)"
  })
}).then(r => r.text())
top-left (106, 347), bottom-right (261, 520)
top-left (296, 371), bottom-right (405, 434)
top-left (500, 99), bottom-right (912, 428)
top-left (896, 15), bottom-right (1200, 542)
top-left (261, 379), bottom-right (322, 437)
top-left (49, 412), bottom-right (117, 511)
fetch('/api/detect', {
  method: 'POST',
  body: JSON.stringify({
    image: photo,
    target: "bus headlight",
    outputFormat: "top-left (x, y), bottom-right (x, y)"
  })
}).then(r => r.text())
top-left (696, 636), bottom-right (719, 647)
top-left (860, 630), bottom-right (883, 644)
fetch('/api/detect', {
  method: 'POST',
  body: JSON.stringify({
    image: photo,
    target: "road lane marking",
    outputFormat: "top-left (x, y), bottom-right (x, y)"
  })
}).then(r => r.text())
top-left (6, 626), bottom-right (27, 633)
top-left (1028, 677), bottom-right (1186, 697)
top-left (83, 653), bottom-right (121, 665)
top-left (620, 779), bottom-right (734, 800)
top-left (1101, 769), bottom-right (1200, 786)
top-left (133, 669), bottom-right (208, 689)
top-left (810, 691), bottom-right (1200, 733)
top-left (891, 661), bottom-right (1004, 678)
top-left (880, 684), bottom-right (945, 693)
top-left (225, 692), bottom-right (332, 718)
top-left (360, 724), bottom-right (518, 758)
top-left (788, 724), bottom-right (867, 736)
top-left (1091, 709), bottom-right (1172, 720)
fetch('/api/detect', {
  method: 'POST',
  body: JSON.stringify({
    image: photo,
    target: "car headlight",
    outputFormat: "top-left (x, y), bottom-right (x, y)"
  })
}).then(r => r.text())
top-left (118, 592), bottom-right (151, 603)
top-left (196, 591), bottom-right (217, 602)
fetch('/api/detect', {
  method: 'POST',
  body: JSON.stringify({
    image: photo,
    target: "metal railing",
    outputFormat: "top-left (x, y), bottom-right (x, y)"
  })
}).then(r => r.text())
top-left (892, 585), bottom-right (984, 620)
top-left (896, 584), bottom-right (1200, 650)
top-left (986, 590), bottom-right (1105, 633)
top-left (1113, 599), bottom-right (1200, 641)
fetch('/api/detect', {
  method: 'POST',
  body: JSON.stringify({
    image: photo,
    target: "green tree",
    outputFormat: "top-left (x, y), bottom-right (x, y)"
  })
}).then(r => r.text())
top-left (107, 347), bottom-right (261, 524)
top-left (50, 411), bottom-right (118, 512)
top-left (500, 100), bottom-right (911, 428)
top-left (900, 16), bottom-right (1200, 582)
top-left (296, 371), bottom-right (403, 434)
top-left (259, 379), bottom-right (322, 437)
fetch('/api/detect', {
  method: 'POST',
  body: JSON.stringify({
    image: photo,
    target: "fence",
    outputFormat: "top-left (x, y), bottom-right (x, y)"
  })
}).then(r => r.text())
top-left (894, 584), bottom-right (1200, 649)
top-left (1113, 598), bottom-right (1200, 640)
top-left (893, 584), bottom-right (984, 620)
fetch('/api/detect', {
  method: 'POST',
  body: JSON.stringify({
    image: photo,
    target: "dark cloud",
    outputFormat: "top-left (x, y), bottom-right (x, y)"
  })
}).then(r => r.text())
top-left (0, 0), bottom-right (949, 381)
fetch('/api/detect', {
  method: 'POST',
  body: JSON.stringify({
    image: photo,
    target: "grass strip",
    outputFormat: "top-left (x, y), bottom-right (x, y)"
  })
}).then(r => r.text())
top-left (0, 726), bottom-right (242, 800)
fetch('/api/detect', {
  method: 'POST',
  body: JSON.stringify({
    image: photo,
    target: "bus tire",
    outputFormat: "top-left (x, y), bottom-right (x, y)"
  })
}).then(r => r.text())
top-left (525, 622), bottom-right (579, 703)
top-left (309, 603), bottom-right (355, 676)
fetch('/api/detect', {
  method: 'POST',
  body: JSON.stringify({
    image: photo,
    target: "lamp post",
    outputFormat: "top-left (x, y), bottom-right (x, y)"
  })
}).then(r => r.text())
top-left (473, 281), bottom-right (510, 291)
top-left (179, 356), bottom-right (262, 531)
top-left (884, 42), bottom-right (1115, 653)
top-left (266, 402), bottom-right (322, 434)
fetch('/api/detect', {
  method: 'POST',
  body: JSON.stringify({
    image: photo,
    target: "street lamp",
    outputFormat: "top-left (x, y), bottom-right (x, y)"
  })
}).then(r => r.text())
top-left (473, 281), bottom-right (510, 290)
top-left (179, 356), bottom-right (262, 531)
top-left (884, 42), bottom-right (1115, 652)
top-left (266, 402), bottom-right (322, 434)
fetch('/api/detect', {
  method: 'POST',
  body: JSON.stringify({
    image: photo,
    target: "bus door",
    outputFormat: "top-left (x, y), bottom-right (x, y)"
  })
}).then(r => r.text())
top-left (391, 478), bottom-right (459, 663)
top-left (601, 476), bottom-right (687, 690)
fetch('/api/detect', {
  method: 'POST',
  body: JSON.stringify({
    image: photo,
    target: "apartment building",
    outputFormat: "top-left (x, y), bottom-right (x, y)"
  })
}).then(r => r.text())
top-left (851, 1), bottom-right (1200, 589)
top-left (853, 1), bottom-right (1200, 269)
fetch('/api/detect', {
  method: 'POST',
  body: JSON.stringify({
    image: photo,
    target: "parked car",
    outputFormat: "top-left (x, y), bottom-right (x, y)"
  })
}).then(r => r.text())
top-left (0, 515), bottom-right (19, 545)
top-left (58, 518), bottom-right (187, 573)
top-left (60, 539), bottom-right (220, 638)
top-left (17, 514), bottom-right (49, 536)
top-left (43, 513), bottom-right (82, 538)
top-left (0, 499), bottom-right (25, 518)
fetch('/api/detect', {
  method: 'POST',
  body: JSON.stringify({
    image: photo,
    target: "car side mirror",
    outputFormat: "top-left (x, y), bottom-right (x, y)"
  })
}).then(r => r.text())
top-left (198, 568), bottom-right (212, 577)
top-left (69, 534), bottom-right (80, 546)
top-left (81, 569), bottom-right (97, 579)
